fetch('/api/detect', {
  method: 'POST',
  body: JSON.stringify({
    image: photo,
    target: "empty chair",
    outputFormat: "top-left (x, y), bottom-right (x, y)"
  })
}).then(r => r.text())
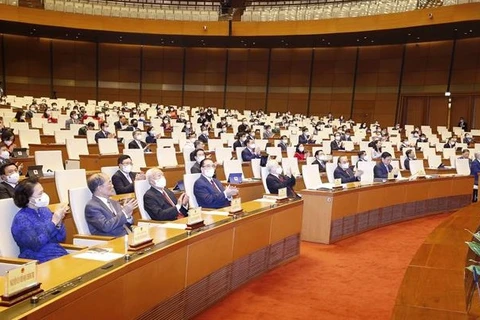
top-left (0, 198), bottom-right (21, 258)
top-left (55, 169), bottom-right (87, 203)
top-left (66, 138), bottom-right (89, 160)
top-left (157, 147), bottom-right (178, 167)
top-left (442, 148), bottom-right (456, 159)
top-left (286, 147), bottom-right (296, 158)
top-left (123, 149), bottom-right (147, 172)
top-left (428, 155), bottom-right (442, 168)
top-left (157, 138), bottom-right (175, 149)
top-left (267, 146), bottom-right (282, 159)
top-left (98, 138), bottom-right (119, 155)
top-left (251, 158), bottom-right (261, 179)
top-left (456, 158), bottom-right (471, 175)
top-left (207, 139), bottom-right (224, 151)
top-left (281, 157), bottom-right (300, 176)
top-left (101, 166), bottom-right (119, 179)
top-left (134, 179), bottom-right (151, 220)
top-left (260, 166), bottom-right (270, 194)
top-left (9, 122), bottom-right (29, 134)
top-left (42, 123), bottom-right (62, 135)
top-left (35, 150), bottom-right (64, 172)
top-left (409, 160), bottom-right (426, 176)
top-left (215, 147), bottom-right (234, 165)
top-left (54, 130), bottom-right (75, 144)
top-left (31, 117), bottom-right (48, 129)
top-left (302, 164), bottom-right (323, 189)
top-left (236, 147), bottom-right (246, 161)
top-left (326, 163), bottom-right (336, 184)
top-left (357, 161), bottom-right (376, 183)
top-left (18, 129), bottom-right (41, 148)
top-left (223, 159), bottom-right (244, 180)
top-left (184, 173), bottom-right (201, 207)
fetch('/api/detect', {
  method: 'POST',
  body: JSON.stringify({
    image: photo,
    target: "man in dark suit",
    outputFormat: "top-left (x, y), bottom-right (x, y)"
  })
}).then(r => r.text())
top-left (193, 159), bottom-right (238, 209)
top-left (334, 156), bottom-right (363, 183)
top-left (459, 117), bottom-right (468, 131)
top-left (124, 119), bottom-right (140, 132)
top-left (277, 135), bottom-right (289, 151)
top-left (265, 161), bottom-right (298, 198)
top-left (198, 126), bottom-right (209, 143)
top-left (127, 131), bottom-right (150, 151)
top-left (233, 133), bottom-right (246, 150)
top-left (373, 152), bottom-right (397, 179)
top-left (94, 122), bottom-right (115, 143)
top-left (78, 121), bottom-right (95, 136)
top-left (311, 150), bottom-right (327, 172)
top-left (0, 162), bottom-right (19, 199)
top-left (143, 168), bottom-right (189, 221)
top-left (298, 128), bottom-right (315, 145)
top-left (404, 149), bottom-right (416, 171)
top-left (444, 137), bottom-right (457, 149)
top-left (241, 138), bottom-right (262, 162)
top-left (237, 118), bottom-right (249, 134)
top-left (330, 134), bottom-right (345, 151)
top-left (191, 149), bottom-right (205, 174)
top-left (111, 155), bottom-right (146, 194)
top-left (85, 173), bottom-right (138, 237)
top-left (471, 152), bottom-right (480, 202)
top-left (114, 116), bottom-right (128, 131)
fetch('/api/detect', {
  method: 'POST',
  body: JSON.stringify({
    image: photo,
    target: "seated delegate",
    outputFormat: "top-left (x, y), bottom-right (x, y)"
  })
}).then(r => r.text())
top-left (112, 155), bottom-right (146, 194)
top-left (334, 156), bottom-right (363, 183)
top-left (265, 161), bottom-right (298, 198)
top-left (373, 152), bottom-right (397, 179)
top-left (143, 168), bottom-right (189, 221)
top-left (0, 161), bottom-right (19, 199)
top-left (85, 173), bottom-right (138, 237)
top-left (11, 178), bottom-right (69, 263)
top-left (193, 159), bottom-right (238, 209)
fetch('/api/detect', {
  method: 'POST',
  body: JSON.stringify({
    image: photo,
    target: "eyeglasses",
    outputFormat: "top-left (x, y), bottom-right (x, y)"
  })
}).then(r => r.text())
top-left (202, 164), bottom-right (216, 169)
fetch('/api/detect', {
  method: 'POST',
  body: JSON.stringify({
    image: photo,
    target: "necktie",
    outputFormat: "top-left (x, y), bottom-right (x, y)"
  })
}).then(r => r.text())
top-left (161, 190), bottom-right (175, 207)
top-left (107, 200), bottom-right (117, 216)
top-left (210, 180), bottom-right (221, 193)
top-left (125, 173), bottom-right (132, 183)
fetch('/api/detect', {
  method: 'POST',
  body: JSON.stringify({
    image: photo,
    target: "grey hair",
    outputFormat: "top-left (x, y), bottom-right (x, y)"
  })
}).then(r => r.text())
top-left (145, 168), bottom-right (162, 185)
top-left (266, 160), bottom-right (279, 174)
top-left (87, 173), bottom-right (108, 194)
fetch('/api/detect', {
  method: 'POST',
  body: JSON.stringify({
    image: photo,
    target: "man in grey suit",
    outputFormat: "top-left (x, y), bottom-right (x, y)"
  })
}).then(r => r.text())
top-left (85, 173), bottom-right (138, 237)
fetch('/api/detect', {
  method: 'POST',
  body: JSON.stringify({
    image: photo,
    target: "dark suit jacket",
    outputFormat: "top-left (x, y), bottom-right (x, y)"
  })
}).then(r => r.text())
top-left (278, 142), bottom-right (288, 151)
top-left (311, 160), bottom-right (326, 172)
top-left (191, 162), bottom-right (201, 174)
top-left (373, 163), bottom-right (394, 179)
top-left (233, 140), bottom-right (244, 150)
top-left (146, 135), bottom-right (156, 144)
top-left (459, 121), bottom-right (468, 131)
top-left (241, 148), bottom-right (261, 162)
top-left (112, 170), bottom-right (137, 194)
top-left (298, 134), bottom-right (314, 145)
top-left (444, 143), bottom-right (456, 148)
top-left (266, 174), bottom-right (296, 198)
top-left (193, 175), bottom-right (230, 209)
top-left (333, 166), bottom-right (358, 183)
top-left (78, 126), bottom-right (88, 136)
top-left (143, 187), bottom-right (188, 221)
top-left (128, 140), bottom-right (147, 150)
top-left (198, 134), bottom-right (209, 143)
top-left (404, 158), bottom-right (411, 171)
top-left (85, 196), bottom-right (130, 237)
top-left (0, 181), bottom-right (15, 199)
top-left (114, 121), bottom-right (122, 130)
top-left (330, 140), bottom-right (344, 151)
top-left (237, 124), bottom-right (248, 133)
top-left (471, 159), bottom-right (480, 185)
top-left (94, 130), bottom-right (108, 143)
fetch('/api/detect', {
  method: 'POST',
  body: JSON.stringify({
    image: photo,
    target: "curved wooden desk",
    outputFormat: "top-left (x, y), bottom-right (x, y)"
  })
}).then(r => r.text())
top-left (0, 199), bottom-right (303, 319)
top-left (301, 175), bottom-right (473, 244)
top-left (392, 197), bottom-right (480, 319)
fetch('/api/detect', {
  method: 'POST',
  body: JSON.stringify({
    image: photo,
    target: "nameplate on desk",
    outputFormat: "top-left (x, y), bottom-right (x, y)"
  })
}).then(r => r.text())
top-left (334, 178), bottom-right (342, 187)
top-left (187, 207), bottom-right (205, 230)
top-left (388, 172), bottom-right (394, 180)
top-left (1, 261), bottom-right (43, 306)
top-left (278, 187), bottom-right (287, 200)
top-left (229, 197), bottom-right (243, 214)
top-left (128, 226), bottom-right (154, 251)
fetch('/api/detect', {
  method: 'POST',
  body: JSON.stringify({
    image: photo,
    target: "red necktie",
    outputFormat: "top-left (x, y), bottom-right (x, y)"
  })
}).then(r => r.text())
top-left (162, 190), bottom-right (175, 207)
top-left (211, 180), bottom-right (221, 193)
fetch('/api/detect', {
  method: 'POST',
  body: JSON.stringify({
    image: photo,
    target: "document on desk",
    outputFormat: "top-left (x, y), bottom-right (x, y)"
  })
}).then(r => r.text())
top-left (254, 198), bottom-right (277, 203)
top-left (73, 250), bottom-right (124, 262)
top-left (157, 222), bottom-right (187, 230)
top-left (202, 210), bottom-right (230, 216)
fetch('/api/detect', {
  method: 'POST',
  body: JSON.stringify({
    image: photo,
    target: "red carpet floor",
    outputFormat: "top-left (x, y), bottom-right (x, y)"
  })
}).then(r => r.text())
top-left (195, 213), bottom-right (450, 320)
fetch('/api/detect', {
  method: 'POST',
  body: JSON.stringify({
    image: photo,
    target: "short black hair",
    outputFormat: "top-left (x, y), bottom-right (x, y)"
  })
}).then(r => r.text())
top-left (14, 178), bottom-right (39, 208)
top-left (381, 152), bottom-right (392, 159)
top-left (406, 149), bottom-right (413, 157)
top-left (0, 161), bottom-right (16, 175)
top-left (130, 119), bottom-right (137, 125)
top-left (117, 154), bottom-right (131, 165)
top-left (314, 150), bottom-right (324, 157)
top-left (1, 129), bottom-right (14, 142)
top-left (69, 111), bottom-right (76, 117)
top-left (87, 122), bottom-right (95, 128)
top-left (358, 150), bottom-right (366, 157)
top-left (100, 121), bottom-right (109, 129)
top-left (199, 158), bottom-right (213, 168)
top-left (193, 148), bottom-right (205, 158)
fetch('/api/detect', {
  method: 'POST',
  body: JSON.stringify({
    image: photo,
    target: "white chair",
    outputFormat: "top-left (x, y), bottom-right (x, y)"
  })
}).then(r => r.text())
top-left (215, 147), bottom-right (234, 165)
top-left (449, 155), bottom-right (457, 168)
top-left (266, 146), bottom-right (282, 160)
top-left (428, 155), bottom-right (442, 168)
top-left (442, 148), bottom-right (456, 160)
top-left (343, 141), bottom-right (354, 151)
top-left (156, 138), bottom-right (175, 149)
top-left (281, 157), bottom-right (300, 176)
top-left (391, 160), bottom-right (402, 178)
top-left (86, 131), bottom-right (97, 144)
top-left (326, 163), bottom-right (336, 184)
top-left (134, 180), bottom-right (151, 220)
top-left (18, 129), bottom-right (41, 148)
top-left (260, 166), bottom-right (270, 194)
top-left (223, 159), bottom-right (244, 180)
top-left (456, 159), bottom-right (471, 175)
top-left (55, 169), bottom-right (87, 203)
top-left (358, 161), bottom-right (375, 184)
top-left (101, 166), bottom-right (119, 179)
top-left (251, 158), bottom-right (261, 179)
top-left (123, 149), bottom-right (147, 172)
top-left (66, 138), bottom-right (89, 160)
top-left (302, 164), bottom-right (322, 189)
top-left (54, 130), bottom-right (75, 144)
top-left (31, 117), bottom-right (48, 129)
top-left (98, 139), bottom-right (119, 155)
top-left (9, 122), bottom-right (29, 134)
top-left (207, 139), bottom-right (224, 152)
top-left (409, 160), bottom-right (426, 176)
top-left (400, 155), bottom-right (407, 170)
top-left (236, 147), bottom-right (246, 161)
top-left (286, 147), bottom-right (296, 158)
top-left (185, 161), bottom-right (196, 174)
top-left (42, 123), bottom-right (62, 135)
top-left (0, 198), bottom-right (21, 258)
top-left (184, 173), bottom-right (201, 207)
top-left (35, 150), bottom-right (64, 172)
top-left (157, 147), bottom-right (178, 167)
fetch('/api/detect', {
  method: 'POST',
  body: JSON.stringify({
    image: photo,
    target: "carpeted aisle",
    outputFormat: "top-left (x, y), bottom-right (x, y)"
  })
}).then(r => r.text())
top-left (195, 213), bottom-right (450, 320)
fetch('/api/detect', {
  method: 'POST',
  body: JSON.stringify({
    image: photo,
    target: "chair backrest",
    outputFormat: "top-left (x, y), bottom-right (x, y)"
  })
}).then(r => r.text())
top-left (343, 141), bottom-right (354, 151)
top-left (409, 159), bottom-right (426, 176)
top-left (215, 147), bottom-right (233, 165)
top-left (54, 130), bottom-right (75, 144)
top-left (326, 163), bottom-right (336, 184)
top-left (422, 147), bottom-right (436, 159)
top-left (98, 138), bottom-right (119, 155)
top-left (55, 169), bottom-right (87, 203)
top-left (184, 173), bottom-right (201, 207)
top-left (427, 155), bottom-right (442, 168)
top-left (260, 166), bottom-right (270, 194)
top-left (286, 146), bottom-right (296, 158)
top-left (66, 138), bottom-right (89, 160)
top-left (281, 157), bottom-right (300, 176)
top-left (358, 161), bottom-right (376, 183)
top-left (35, 150), bottom-right (65, 172)
top-left (86, 130), bottom-right (97, 144)
top-left (391, 160), bottom-right (402, 178)
top-left (266, 146), bottom-right (282, 159)
top-left (157, 147), bottom-right (178, 167)
top-left (302, 164), bottom-right (322, 189)
top-left (123, 149), bottom-right (147, 172)
top-left (0, 198), bottom-right (21, 258)
top-left (456, 158), bottom-right (470, 175)
top-left (449, 155), bottom-right (457, 168)
top-left (236, 147), bottom-right (246, 161)
top-left (42, 123), bottom-right (62, 135)
top-left (156, 138), bottom-right (175, 149)
top-left (207, 139), bottom-right (224, 151)
top-left (69, 187), bottom-right (93, 235)
top-left (185, 160), bottom-right (196, 174)
top-left (223, 159), bottom-right (244, 180)
top-left (101, 166), bottom-right (119, 178)
top-left (10, 122), bottom-right (29, 134)
top-left (399, 155), bottom-right (407, 170)
top-left (18, 129), bottom-right (41, 148)
top-left (251, 158), bottom-right (261, 179)
top-left (442, 148), bottom-right (456, 160)
top-left (134, 179), bottom-right (151, 219)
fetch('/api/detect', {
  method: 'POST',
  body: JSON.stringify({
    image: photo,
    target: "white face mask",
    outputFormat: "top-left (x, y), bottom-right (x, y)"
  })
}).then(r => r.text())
top-left (155, 177), bottom-right (166, 188)
top-left (1, 150), bottom-right (9, 159)
top-left (150, 131), bottom-right (156, 136)
top-left (31, 192), bottom-right (50, 208)
top-left (73, 115), bottom-right (78, 120)
top-left (196, 155), bottom-right (205, 163)
top-left (122, 164), bottom-right (132, 173)
top-left (335, 136), bottom-right (341, 141)
top-left (103, 127), bottom-right (109, 133)
top-left (275, 167), bottom-right (283, 175)
top-left (4, 140), bottom-right (13, 146)
top-left (249, 144), bottom-right (256, 150)
top-left (340, 162), bottom-right (350, 169)
top-left (318, 155), bottom-right (327, 161)
top-left (298, 147), bottom-right (305, 152)
top-left (134, 135), bottom-right (142, 141)
top-left (282, 139), bottom-right (288, 144)
top-left (6, 172), bottom-right (19, 184)
top-left (204, 168), bottom-right (215, 178)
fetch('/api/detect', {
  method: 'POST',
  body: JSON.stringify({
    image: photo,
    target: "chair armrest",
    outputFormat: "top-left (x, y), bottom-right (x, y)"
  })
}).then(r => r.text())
top-left (0, 257), bottom-right (33, 265)
top-left (73, 234), bottom-right (115, 241)
top-left (137, 219), bottom-right (164, 225)
top-left (60, 243), bottom-right (87, 251)
top-left (72, 235), bottom-right (115, 248)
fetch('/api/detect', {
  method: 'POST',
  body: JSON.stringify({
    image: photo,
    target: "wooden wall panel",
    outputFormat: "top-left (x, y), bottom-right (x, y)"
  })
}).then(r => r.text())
top-left (428, 97), bottom-right (449, 129)
top-left (451, 38), bottom-right (480, 93)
